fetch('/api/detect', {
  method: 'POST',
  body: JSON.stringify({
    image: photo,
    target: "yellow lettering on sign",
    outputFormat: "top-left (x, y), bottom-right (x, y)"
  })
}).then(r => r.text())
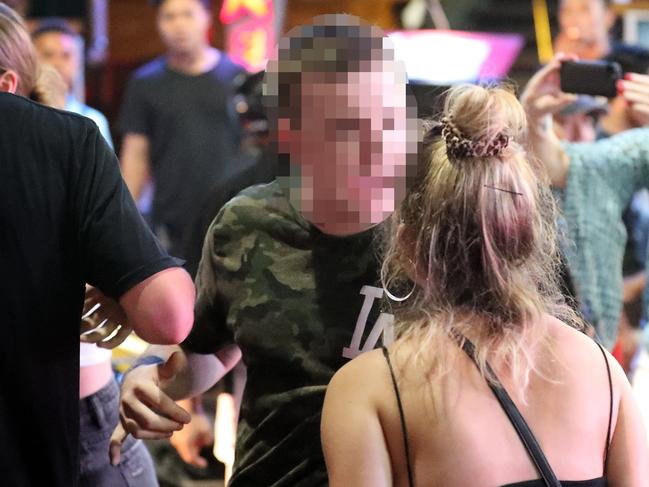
top-left (221, 0), bottom-right (269, 22)
top-left (241, 28), bottom-right (267, 68)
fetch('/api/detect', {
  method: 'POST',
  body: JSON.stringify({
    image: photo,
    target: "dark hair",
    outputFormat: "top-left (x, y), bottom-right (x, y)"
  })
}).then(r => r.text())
top-left (264, 14), bottom-right (392, 128)
top-left (150, 0), bottom-right (211, 10)
top-left (31, 18), bottom-right (77, 41)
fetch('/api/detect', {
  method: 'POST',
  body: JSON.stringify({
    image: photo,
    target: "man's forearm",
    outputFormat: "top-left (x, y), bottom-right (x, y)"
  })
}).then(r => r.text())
top-left (624, 271), bottom-right (647, 303)
top-left (134, 344), bottom-right (240, 401)
top-left (121, 161), bottom-right (148, 202)
top-left (120, 134), bottom-right (151, 202)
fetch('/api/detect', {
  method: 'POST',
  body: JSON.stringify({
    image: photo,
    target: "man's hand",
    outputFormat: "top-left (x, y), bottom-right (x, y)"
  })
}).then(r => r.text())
top-left (109, 352), bottom-right (192, 465)
top-left (170, 398), bottom-right (214, 468)
top-left (80, 286), bottom-right (132, 349)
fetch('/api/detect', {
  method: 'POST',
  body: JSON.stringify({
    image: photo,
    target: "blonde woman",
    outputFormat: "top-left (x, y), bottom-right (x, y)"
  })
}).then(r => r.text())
top-left (321, 84), bottom-right (649, 486)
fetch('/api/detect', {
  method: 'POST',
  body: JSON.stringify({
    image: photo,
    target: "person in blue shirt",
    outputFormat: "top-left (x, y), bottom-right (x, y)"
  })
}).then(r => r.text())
top-left (32, 18), bottom-right (113, 148)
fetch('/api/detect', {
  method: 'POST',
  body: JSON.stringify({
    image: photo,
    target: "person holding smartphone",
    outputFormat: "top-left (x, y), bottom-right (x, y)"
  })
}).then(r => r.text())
top-left (522, 56), bottom-right (649, 353)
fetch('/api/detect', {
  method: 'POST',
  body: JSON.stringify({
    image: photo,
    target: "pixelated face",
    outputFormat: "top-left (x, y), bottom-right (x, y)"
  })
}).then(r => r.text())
top-left (292, 66), bottom-right (411, 235)
top-left (559, 0), bottom-right (610, 46)
top-left (265, 16), bottom-right (419, 236)
top-left (33, 32), bottom-right (78, 90)
top-left (157, 0), bottom-right (211, 54)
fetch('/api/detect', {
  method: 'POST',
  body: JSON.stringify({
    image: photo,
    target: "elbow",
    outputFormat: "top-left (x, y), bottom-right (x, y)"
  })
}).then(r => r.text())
top-left (138, 305), bottom-right (194, 345)
top-left (122, 267), bottom-right (196, 345)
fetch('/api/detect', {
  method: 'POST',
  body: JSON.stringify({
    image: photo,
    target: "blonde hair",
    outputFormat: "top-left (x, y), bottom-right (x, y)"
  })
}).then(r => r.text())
top-left (382, 84), bottom-right (583, 393)
top-left (0, 2), bottom-right (38, 96)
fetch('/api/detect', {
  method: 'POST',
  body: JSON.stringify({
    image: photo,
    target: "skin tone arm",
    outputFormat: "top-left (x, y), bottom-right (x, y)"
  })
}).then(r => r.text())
top-left (321, 351), bottom-right (392, 487)
top-left (606, 351), bottom-right (649, 485)
top-left (120, 133), bottom-right (151, 202)
top-left (521, 62), bottom-right (649, 189)
top-left (622, 271), bottom-right (646, 304)
top-left (119, 267), bottom-right (196, 345)
top-left (520, 57), bottom-right (577, 188)
top-left (109, 343), bottom-right (241, 464)
top-left (622, 73), bottom-right (649, 121)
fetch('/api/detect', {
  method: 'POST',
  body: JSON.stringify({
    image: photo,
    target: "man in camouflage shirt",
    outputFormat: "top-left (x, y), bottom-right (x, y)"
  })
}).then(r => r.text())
top-left (112, 14), bottom-right (418, 486)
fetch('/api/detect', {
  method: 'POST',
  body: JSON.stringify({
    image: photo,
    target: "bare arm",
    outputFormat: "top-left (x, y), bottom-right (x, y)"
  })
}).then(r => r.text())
top-left (606, 354), bottom-right (649, 485)
top-left (321, 353), bottom-right (392, 487)
top-left (110, 342), bottom-right (241, 464)
top-left (527, 115), bottom-right (570, 188)
top-left (137, 343), bottom-right (242, 401)
top-left (520, 57), bottom-right (577, 188)
top-left (119, 267), bottom-right (195, 345)
top-left (120, 133), bottom-right (151, 202)
top-left (623, 271), bottom-right (646, 304)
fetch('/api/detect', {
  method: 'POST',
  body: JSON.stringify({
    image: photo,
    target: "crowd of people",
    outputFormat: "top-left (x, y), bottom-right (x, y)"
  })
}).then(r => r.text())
top-left (1, 0), bottom-right (649, 485)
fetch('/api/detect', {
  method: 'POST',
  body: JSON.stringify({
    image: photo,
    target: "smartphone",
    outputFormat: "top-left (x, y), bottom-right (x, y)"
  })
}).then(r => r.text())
top-left (560, 60), bottom-right (622, 98)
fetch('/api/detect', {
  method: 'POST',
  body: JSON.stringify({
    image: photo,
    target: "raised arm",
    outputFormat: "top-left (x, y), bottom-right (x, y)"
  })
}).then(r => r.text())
top-left (520, 57), bottom-right (577, 187)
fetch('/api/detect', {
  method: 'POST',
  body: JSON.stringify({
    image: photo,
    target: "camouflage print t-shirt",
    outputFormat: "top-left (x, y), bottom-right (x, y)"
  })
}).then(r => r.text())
top-left (182, 180), bottom-right (394, 486)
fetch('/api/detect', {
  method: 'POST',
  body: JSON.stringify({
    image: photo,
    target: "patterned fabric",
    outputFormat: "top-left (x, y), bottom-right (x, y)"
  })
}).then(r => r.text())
top-left (438, 115), bottom-right (510, 160)
top-left (560, 127), bottom-right (649, 349)
top-left (182, 181), bottom-right (392, 486)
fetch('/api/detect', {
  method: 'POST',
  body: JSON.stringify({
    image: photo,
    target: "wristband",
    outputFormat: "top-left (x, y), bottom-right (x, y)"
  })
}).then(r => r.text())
top-left (124, 355), bottom-right (165, 378)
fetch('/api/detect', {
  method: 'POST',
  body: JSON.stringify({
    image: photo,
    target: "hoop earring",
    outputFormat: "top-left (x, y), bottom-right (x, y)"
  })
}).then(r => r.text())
top-left (383, 281), bottom-right (416, 303)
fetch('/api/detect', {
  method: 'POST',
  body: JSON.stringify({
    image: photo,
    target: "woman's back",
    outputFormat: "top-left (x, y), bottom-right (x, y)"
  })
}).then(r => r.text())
top-left (322, 315), bottom-right (648, 486)
top-left (378, 316), bottom-right (615, 486)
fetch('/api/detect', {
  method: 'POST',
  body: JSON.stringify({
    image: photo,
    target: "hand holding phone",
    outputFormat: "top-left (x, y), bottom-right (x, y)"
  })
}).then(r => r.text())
top-left (560, 60), bottom-right (622, 98)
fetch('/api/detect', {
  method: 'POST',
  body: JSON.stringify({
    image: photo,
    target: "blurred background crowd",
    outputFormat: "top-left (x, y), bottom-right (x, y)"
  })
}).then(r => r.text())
top-left (4, 0), bottom-right (649, 485)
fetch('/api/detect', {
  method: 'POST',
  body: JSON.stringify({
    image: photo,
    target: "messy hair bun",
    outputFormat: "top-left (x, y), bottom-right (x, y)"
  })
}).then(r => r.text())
top-left (383, 84), bottom-right (581, 391)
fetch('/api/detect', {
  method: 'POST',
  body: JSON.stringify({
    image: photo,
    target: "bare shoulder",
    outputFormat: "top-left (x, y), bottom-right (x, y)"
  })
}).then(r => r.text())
top-left (543, 314), bottom-right (595, 349)
top-left (542, 314), bottom-right (627, 386)
top-left (327, 349), bottom-right (390, 398)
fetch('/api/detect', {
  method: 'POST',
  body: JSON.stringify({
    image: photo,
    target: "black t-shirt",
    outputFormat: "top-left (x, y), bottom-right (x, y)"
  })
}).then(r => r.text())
top-left (0, 93), bottom-right (180, 486)
top-left (118, 54), bottom-right (244, 256)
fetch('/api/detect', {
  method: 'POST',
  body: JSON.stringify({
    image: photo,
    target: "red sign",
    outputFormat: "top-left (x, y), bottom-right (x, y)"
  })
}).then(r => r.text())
top-left (220, 0), bottom-right (274, 72)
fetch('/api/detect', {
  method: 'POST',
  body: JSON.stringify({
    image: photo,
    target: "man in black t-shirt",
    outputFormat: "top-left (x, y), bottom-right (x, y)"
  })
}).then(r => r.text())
top-left (0, 90), bottom-right (195, 485)
top-left (118, 0), bottom-right (244, 262)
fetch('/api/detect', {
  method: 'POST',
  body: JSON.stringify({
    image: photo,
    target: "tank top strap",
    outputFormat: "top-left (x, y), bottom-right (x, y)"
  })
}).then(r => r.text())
top-left (595, 342), bottom-right (614, 474)
top-left (382, 346), bottom-right (415, 487)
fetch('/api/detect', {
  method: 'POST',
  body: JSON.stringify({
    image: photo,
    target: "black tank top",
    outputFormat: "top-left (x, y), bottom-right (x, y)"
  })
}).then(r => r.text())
top-left (382, 341), bottom-right (613, 487)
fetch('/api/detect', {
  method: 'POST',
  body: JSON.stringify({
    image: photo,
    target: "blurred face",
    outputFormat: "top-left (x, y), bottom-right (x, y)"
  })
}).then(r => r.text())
top-left (157, 0), bottom-right (211, 55)
top-left (554, 112), bottom-right (598, 142)
top-left (280, 63), bottom-right (414, 235)
top-left (558, 0), bottom-right (613, 57)
top-left (33, 31), bottom-right (78, 90)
